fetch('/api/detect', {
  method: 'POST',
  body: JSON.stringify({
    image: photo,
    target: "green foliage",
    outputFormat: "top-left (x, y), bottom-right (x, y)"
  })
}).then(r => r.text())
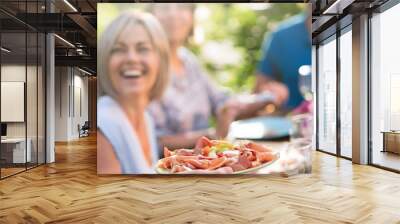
top-left (188, 3), bottom-right (305, 93)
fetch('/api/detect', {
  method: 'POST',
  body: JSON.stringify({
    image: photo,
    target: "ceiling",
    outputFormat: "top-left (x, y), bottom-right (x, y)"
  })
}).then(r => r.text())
top-left (0, 0), bottom-right (393, 74)
top-left (0, 0), bottom-right (97, 73)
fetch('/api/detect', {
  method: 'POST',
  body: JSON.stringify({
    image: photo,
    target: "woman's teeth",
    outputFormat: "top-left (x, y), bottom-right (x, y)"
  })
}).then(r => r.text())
top-left (122, 70), bottom-right (142, 78)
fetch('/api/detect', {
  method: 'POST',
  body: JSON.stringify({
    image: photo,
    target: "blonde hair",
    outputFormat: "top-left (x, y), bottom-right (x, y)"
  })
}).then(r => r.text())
top-left (98, 11), bottom-right (170, 101)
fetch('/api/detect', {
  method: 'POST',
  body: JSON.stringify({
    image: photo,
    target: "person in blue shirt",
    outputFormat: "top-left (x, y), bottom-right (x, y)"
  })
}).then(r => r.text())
top-left (254, 13), bottom-right (311, 111)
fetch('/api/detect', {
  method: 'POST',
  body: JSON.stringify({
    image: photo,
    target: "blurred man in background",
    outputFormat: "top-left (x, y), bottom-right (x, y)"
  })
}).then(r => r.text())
top-left (254, 12), bottom-right (312, 112)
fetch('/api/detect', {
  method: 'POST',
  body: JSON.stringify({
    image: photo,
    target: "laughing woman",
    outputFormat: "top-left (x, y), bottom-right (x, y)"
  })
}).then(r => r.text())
top-left (97, 12), bottom-right (170, 174)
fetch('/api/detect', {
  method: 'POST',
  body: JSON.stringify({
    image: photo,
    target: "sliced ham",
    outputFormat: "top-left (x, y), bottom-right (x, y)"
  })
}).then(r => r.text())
top-left (256, 151), bottom-right (275, 163)
top-left (195, 136), bottom-right (213, 149)
top-left (184, 162), bottom-right (196, 170)
top-left (158, 157), bottom-right (174, 169)
top-left (174, 155), bottom-right (200, 163)
top-left (242, 150), bottom-right (256, 161)
top-left (222, 150), bottom-right (240, 158)
top-left (175, 149), bottom-right (195, 156)
top-left (171, 165), bottom-right (184, 173)
top-left (187, 159), bottom-right (210, 169)
top-left (208, 157), bottom-right (227, 170)
top-left (164, 147), bottom-right (173, 158)
top-left (229, 154), bottom-right (252, 172)
top-left (224, 157), bottom-right (239, 166)
top-left (244, 142), bottom-right (272, 152)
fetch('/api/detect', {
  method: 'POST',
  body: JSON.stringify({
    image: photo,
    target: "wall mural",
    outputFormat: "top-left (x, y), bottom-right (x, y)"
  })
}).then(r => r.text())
top-left (97, 3), bottom-right (313, 175)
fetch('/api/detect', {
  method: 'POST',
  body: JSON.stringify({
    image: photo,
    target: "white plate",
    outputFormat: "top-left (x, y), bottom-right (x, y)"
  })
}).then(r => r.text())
top-left (155, 152), bottom-right (280, 174)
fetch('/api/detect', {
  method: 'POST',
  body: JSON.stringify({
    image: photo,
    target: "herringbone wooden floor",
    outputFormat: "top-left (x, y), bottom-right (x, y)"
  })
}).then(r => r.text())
top-left (1, 134), bottom-right (400, 224)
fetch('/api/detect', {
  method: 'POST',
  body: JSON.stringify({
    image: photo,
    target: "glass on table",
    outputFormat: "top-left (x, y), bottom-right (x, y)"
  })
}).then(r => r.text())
top-left (288, 114), bottom-right (313, 173)
top-left (290, 113), bottom-right (313, 141)
top-left (298, 64), bottom-right (312, 101)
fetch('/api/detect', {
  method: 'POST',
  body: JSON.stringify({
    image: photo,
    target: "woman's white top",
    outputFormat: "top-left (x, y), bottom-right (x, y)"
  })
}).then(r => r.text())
top-left (97, 96), bottom-right (159, 174)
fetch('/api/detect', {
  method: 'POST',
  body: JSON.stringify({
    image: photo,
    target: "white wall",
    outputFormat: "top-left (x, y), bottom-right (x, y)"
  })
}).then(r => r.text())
top-left (55, 66), bottom-right (69, 141)
top-left (1, 65), bottom-right (26, 142)
top-left (55, 67), bottom-right (89, 141)
top-left (1, 66), bottom-right (25, 135)
top-left (72, 73), bottom-right (89, 138)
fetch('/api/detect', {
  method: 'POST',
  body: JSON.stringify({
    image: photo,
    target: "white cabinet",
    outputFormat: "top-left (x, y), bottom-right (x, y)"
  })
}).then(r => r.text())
top-left (1, 138), bottom-right (32, 163)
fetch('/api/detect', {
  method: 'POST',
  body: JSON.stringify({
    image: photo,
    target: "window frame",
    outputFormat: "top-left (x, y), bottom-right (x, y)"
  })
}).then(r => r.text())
top-left (367, 0), bottom-right (400, 173)
top-left (314, 22), bottom-right (352, 160)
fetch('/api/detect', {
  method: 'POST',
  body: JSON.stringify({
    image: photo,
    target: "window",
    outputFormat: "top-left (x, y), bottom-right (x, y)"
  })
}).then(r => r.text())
top-left (0, 1), bottom-right (46, 179)
top-left (1, 14), bottom-right (28, 178)
top-left (317, 36), bottom-right (337, 154)
top-left (339, 27), bottom-right (352, 158)
top-left (370, 3), bottom-right (400, 171)
top-left (312, 45), bottom-right (317, 150)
